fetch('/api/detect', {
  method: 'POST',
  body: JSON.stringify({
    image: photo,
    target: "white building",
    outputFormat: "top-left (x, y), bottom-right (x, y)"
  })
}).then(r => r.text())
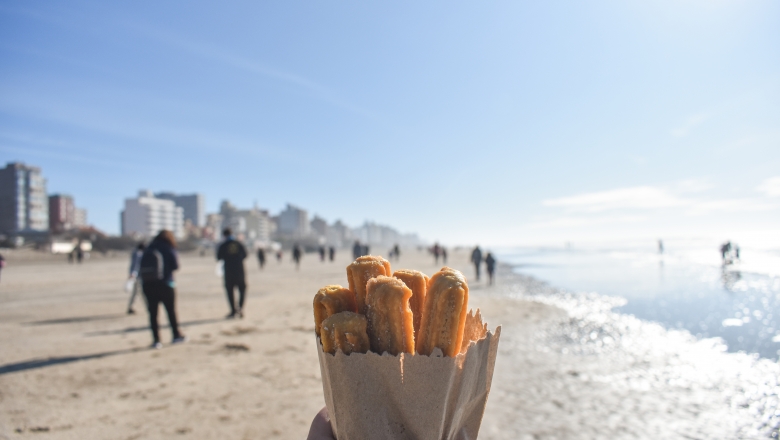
top-left (277, 203), bottom-right (309, 237)
top-left (121, 190), bottom-right (184, 239)
top-left (155, 192), bottom-right (205, 227)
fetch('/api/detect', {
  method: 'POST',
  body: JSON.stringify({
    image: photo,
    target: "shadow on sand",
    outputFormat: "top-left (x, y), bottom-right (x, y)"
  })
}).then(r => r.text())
top-left (0, 347), bottom-right (146, 375)
top-left (23, 314), bottom-right (127, 326)
top-left (84, 318), bottom-right (227, 337)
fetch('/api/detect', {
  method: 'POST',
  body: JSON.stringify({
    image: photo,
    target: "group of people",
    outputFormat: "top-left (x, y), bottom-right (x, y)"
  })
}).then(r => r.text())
top-left (720, 241), bottom-right (741, 265)
top-left (470, 245), bottom-right (496, 285)
top-left (431, 243), bottom-right (448, 265)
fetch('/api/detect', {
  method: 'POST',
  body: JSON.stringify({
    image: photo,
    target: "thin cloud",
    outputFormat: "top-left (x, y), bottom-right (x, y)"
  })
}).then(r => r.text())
top-left (129, 24), bottom-right (377, 120)
top-left (671, 112), bottom-right (709, 137)
top-left (757, 177), bottom-right (780, 198)
top-left (543, 186), bottom-right (685, 212)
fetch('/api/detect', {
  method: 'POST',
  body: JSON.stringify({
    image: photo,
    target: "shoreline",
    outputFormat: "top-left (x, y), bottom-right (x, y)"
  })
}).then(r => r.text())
top-left (0, 249), bottom-right (777, 438)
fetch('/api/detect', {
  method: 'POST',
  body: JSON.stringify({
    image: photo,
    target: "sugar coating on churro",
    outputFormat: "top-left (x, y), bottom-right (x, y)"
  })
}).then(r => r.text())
top-left (346, 256), bottom-right (392, 315)
top-left (320, 311), bottom-right (370, 355)
top-left (365, 276), bottom-right (415, 356)
top-left (416, 267), bottom-right (469, 357)
top-left (313, 285), bottom-right (357, 337)
top-left (392, 269), bottom-right (428, 338)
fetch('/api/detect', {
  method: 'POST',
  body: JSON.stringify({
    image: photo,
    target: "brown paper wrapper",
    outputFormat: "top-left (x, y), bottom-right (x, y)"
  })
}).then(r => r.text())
top-left (316, 312), bottom-right (501, 440)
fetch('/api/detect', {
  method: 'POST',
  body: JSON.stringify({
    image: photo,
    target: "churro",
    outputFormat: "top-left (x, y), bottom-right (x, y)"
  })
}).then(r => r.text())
top-left (320, 311), bottom-right (371, 355)
top-left (415, 267), bottom-right (469, 357)
top-left (313, 285), bottom-right (357, 337)
top-left (347, 256), bottom-right (392, 314)
top-left (392, 269), bottom-right (428, 337)
top-left (365, 276), bottom-right (415, 355)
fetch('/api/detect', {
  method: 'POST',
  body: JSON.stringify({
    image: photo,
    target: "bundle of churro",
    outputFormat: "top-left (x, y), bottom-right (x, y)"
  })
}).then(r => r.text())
top-left (313, 255), bottom-right (501, 440)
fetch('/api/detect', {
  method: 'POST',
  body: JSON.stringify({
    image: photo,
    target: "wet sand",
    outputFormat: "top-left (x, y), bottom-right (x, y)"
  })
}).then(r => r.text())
top-left (0, 249), bottom-right (772, 439)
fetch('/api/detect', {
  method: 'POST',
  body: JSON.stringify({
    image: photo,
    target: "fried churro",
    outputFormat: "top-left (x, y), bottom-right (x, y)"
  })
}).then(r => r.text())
top-left (392, 269), bottom-right (428, 337)
top-left (347, 256), bottom-right (392, 315)
top-left (415, 267), bottom-right (469, 357)
top-left (320, 311), bottom-right (371, 355)
top-left (365, 276), bottom-right (415, 355)
top-left (313, 285), bottom-right (357, 337)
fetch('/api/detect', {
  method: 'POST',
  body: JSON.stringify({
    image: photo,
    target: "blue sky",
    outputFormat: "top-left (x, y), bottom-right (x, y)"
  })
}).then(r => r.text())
top-left (1, 1), bottom-right (778, 247)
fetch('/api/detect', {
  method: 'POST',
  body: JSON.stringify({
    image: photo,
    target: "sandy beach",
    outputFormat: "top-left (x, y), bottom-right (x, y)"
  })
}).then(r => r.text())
top-left (0, 248), bottom-right (774, 439)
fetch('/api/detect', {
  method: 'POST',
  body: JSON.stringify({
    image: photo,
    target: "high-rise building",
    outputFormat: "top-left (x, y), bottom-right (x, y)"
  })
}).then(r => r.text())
top-left (310, 215), bottom-right (328, 237)
top-left (277, 204), bottom-right (309, 237)
top-left (49, 194), bottom-right (87, 233)
top-left (121, 190), bottom-right (184, 239)
top-left (155, 192), bottom-right (205, 227)
top-left (0, 162), bottom-right (48, 235)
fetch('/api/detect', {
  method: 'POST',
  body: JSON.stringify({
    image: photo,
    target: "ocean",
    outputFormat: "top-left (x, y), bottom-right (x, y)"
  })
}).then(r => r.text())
top-left (497, 241), bottom-right (780, 360)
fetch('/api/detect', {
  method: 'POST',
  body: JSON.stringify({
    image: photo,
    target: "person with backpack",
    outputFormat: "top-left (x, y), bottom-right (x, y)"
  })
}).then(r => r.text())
top-left (217, 228), bottom-right (248, 319)
top-left (139, 230), bottom-right (186, 349)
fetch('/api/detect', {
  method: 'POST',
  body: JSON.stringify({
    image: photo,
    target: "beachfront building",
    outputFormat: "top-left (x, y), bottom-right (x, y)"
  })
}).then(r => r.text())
top-left (155, 192), bottom-right (205, 227)
top-left (310, 215), bottom-right (328, 238)
top-left (121, 190), bottom-right (185, 239)
top-left (277, 203), bottom-right (309, 238)
top-left (219, 200), bottom-right (271, 245)
top-left (49, 194), bottom-right (88, 233)
top-left (0, 162), bottom-right (49, 236)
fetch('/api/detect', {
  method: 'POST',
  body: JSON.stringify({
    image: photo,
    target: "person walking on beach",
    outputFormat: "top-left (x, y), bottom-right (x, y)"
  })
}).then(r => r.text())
top-left (328, 246), bottom-right (335, 262)
top-left (353, 241), bottom-right (362, 260)
top-left (293, 243), bottom-right (302, 269)
top-left (126, 243), bottom-right (145, 314)
top-left (319, 246), bottom-right (326, 262)
top-left (471, 245), bottom-right (483, 281)
top-left (433, 243), bottom-right (441, 264)
top-left (485, 252), bottom-right (496, 285)
top-left (257, 248), bottom-right (266, 269)
top-left (276, 250), bottom-right (283, 263)
top-left (138, 230), bottom-right (186, 349)
top-left (442, 247), bottom-right (448, 265)
top-left (0, 253), bottom-right (5, 282)
top-left (658, 239), bottom-right (664, 254)
top-left (217, 228), bottom-right (248, 319)
top-left (393, 244), bottom-right (400, 261)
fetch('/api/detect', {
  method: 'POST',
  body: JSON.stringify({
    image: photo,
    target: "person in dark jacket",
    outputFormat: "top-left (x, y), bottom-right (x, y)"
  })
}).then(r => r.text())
top-left (471, 246), bottom-right (483, 281)
top-left (141, 230), bottom-right (185, 349)
top-left (292, 243), bottom-right (302, 270)
top-left (257, 248), bottom-right (266, 269)
top-left (485, 252), bottom-right (496, 285)
top-left (217, 228), bottom-right (248, 319)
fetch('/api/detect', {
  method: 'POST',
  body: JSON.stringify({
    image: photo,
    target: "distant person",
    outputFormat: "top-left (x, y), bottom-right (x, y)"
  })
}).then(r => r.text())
top-left (0, 253), bottom-right (5, 282)
top-left (328, 246), bottom-right (335, 262)
top-left (217, 228), bottom-right (248, 319)
top-left (485, 252), bottom-right (496, 285)
top-left (720, 241), bottom-right (732, 264)
top-left (658, 239), bottom-right (664, 254)
top-left (363, 244), bottom-right (370, 256)
top-left (352, 241), bottom-right (362, 260)
top-left (393, 244), bottom-right (400, 261)
top-left (138, 230), bottom-right (186, 349)
top-left (257, 248), bottom-right (266, 269)
top-left (127, 243), bottom-right (145, 314)
top-left (76, 246), bottom-right (84, 263)
top-left (735, 245), bottom-right (740, 261)
top-left (442, 247), bottom-right (448, 264)
top-left (67, 251), bottom-right (74, 263)
top-left (293, 244), bottom-right (302, 269)
top-left (276, 250), bottom-right (283, 262)
top-left (471, 246), bottom-right (483, 281)
top-left (433, 243), bottom-right (441, 264)
top-left (319, 246), bottom-right (326, 262)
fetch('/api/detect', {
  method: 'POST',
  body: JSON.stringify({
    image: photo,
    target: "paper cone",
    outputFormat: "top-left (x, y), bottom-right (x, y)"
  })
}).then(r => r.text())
top-left (316, 314), bottom-right (501, 440)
